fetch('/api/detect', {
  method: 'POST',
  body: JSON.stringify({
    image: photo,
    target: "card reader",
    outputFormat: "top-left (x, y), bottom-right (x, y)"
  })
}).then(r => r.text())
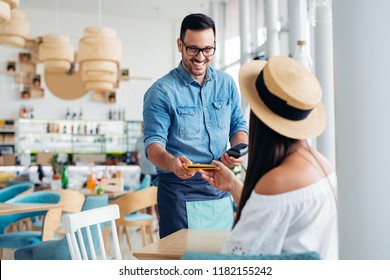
top-left (226, 143), bottom-right (248, 159)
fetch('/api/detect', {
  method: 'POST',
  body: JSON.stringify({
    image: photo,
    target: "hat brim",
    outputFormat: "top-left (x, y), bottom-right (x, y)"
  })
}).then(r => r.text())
top-left (239, 60), bottom-right (326, 139)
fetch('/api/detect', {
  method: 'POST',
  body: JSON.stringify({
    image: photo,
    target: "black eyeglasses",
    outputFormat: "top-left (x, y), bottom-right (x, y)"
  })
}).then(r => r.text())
top-left (181, 39), bottom-right (216, 57)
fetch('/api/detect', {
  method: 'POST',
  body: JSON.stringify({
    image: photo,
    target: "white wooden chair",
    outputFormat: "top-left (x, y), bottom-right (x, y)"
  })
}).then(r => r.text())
top-left (62, 204), bottom-right (121, 260)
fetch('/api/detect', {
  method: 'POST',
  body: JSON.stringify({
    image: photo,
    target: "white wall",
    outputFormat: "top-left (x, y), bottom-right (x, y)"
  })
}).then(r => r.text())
top-left (0, 9), bottom-right (179, 121)
top-left (334, 0), bottom-right (390, 259)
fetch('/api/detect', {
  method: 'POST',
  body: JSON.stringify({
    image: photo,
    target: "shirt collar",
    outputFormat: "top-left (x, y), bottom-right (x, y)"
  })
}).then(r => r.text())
top-left (177, 61), bottom-right (214, 86)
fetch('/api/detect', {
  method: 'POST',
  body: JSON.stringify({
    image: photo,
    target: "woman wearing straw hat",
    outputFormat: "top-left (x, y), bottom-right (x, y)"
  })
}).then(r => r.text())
top-left (200, 56), bottom-right (338, 259)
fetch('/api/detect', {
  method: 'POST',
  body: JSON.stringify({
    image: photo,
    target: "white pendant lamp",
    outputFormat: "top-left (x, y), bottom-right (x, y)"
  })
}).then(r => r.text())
top-left (39, 34), bottom-right (74, 72)
top-left (0, 8), bottom-right (29, 47)
top-left (0, 0), bottom-right (18, 23)
top-left (77, 26), bottom-right (122, 93)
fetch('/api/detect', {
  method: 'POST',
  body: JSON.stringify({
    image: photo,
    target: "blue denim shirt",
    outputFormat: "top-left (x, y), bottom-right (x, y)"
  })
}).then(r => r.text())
top-left (143, 62), bottom-right (248, 174)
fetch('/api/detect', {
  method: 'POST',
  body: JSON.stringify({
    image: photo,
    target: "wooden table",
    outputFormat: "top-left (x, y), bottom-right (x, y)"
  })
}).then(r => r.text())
top-left (0, 202), bottom-right (63, 241)
top-left (0, 202), bottom-right (62, 215)
top-left (132, 229), bottom-right (230, 260)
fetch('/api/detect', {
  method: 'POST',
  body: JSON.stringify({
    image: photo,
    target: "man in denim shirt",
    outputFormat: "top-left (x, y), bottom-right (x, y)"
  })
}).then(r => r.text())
top-left (143, 13), bottom-right (248, 238)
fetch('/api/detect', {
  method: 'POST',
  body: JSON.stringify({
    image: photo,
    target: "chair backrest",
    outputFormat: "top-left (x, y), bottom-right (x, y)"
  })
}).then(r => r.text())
top-left (134, 174), bottom-right (151, 192)
top-left (113, 186), bottom-right (157, 223)
top-left (0, 181), bottom-right (34, 202)
top-left (49, 189), bottom-right (85, 213)
top-left (0, 191), bottom-right (62, 234)
top-left (14, 195), bottom-right (110, 260)
top-left (62, 204), bottom-right (121, 260)
top-left (81, 194), bottom-right (109, 211)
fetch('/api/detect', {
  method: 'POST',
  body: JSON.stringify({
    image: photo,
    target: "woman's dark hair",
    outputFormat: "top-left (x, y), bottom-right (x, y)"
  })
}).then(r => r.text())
top-left (180, 13), bottom-right (216, 41)
top-left (234, 111), bottom-right (297, 225)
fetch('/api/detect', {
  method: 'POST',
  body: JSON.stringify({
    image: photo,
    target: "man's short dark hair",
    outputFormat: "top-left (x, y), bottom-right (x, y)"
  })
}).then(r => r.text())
top-left (180, 13), bottom-right (216, 41)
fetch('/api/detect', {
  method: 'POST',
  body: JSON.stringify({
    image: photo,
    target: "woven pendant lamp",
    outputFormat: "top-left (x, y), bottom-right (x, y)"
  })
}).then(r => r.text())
top-left (77, 26), bottom-right (122, 93)
top-left (39, 34), bottom-right (74, 72)
top-left (0, 0), bottom-right (18, 23)
top-left (0, 8), bottom-right (29, 47)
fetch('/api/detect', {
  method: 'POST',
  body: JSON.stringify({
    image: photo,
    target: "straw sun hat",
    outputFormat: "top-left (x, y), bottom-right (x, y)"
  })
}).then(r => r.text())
top-left (239, 56), bottom-right (326, 139)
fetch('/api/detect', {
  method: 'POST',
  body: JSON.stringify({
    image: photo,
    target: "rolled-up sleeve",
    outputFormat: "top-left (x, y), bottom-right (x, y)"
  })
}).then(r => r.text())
top-left (143, 83), bottom-right (171, 154)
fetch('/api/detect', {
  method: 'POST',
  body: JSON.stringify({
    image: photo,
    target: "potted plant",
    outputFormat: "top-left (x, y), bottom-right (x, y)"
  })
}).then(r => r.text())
top-left (49, 154), bottom-right (61, 189)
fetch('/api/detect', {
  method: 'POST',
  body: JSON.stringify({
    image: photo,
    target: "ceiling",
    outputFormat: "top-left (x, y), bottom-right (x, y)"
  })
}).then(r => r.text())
top-left (18, 0), bottom-right (221, 21)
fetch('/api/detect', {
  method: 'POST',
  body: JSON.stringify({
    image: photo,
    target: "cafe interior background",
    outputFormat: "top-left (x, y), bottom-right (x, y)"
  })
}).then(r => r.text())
top-left (1, 0), bottom-right (389, 260)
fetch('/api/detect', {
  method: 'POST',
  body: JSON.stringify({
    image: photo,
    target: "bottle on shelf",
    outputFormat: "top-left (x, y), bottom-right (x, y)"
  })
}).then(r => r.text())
top-left (61, 164), bottom-right (69, 189)
top-left (65, 107), bottom-right (71, 120)
top-left (86, 173), bottom-right (96, 193)
top-left (72, 110), bottom-right (77, 120)
top-left (78, 108), bottom-right (83, 120)
top-left (19, 106), bottom-right (25, 118)
top-left (293, 40), bottom-right (313, 72)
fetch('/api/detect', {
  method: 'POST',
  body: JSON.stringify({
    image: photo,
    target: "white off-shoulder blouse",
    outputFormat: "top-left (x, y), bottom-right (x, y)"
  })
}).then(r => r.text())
top-left (222, 173), bottom-right (338, 260)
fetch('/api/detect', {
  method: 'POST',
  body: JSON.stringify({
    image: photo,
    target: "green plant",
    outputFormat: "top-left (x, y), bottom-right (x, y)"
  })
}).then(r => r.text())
top-left (49, 154), bottom-right (60, 174)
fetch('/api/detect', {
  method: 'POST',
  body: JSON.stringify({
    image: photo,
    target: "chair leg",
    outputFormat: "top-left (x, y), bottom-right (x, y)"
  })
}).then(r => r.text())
top-left (116, 225), bottom-right (122, 247)
top-left (124, 227), bottom-right (132, 250)
top-left (140, 226), bottom-right (147, 247)
top-left (147, 224), bottom-right (154, 244)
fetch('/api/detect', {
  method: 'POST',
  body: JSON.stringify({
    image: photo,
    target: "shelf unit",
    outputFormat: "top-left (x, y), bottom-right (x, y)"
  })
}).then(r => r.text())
top-left (126, 121), bottom-right (143, 152)
top-left (0, 119), bottom-right (16, 154)
top-left (17, 119), bottom-right (142, 154)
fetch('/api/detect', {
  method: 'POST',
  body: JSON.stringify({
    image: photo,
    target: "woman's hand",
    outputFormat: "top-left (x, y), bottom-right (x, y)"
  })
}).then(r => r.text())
top-left (199, 160), bottom-right (236, 193)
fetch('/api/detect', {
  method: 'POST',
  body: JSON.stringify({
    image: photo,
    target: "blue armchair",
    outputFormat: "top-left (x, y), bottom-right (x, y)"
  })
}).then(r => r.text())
top-left (0, 191), bottom-right (62, 258)
top-left (0, 181), bottom-right (34, 202)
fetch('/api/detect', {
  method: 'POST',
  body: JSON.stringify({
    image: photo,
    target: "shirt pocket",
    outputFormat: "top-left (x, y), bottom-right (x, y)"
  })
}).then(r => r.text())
top-left (177, 106), bottom-right (200, 137)
top-left (212, 100), bottom-right (231, 129)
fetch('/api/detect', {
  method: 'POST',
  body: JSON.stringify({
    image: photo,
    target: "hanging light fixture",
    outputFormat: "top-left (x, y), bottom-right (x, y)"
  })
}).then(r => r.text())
top-left (77, 26), bottom-right (121, 93)
top-left (39, 34), bottom-right (74, 72)
top-left (38, 0), bottom-right (74, 73)
top-left (0, 0), bottom-right (18, 23)
top-left (77, 0), bottom-right (122, 94)
top-left (0, 8), bottom-right (29, 47)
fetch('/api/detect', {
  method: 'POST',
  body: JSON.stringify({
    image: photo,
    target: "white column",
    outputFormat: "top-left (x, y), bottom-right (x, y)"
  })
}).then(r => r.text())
top-left (239, 0), bottom-right (251, 126)
top-left (239, 0), bottom-right (251, 64)
top-left (264, 0), bottom-right (280, 57)
top-left (311, 0), bottom-right (336, 167)
top-left (250, 0), bottom-right (260, 54)
top-left (218, 1), bottom-right (226, 70)
top-left (288, 0), bottom-right (308, 57)
top-left (334, 0), bottom-right (390, 259)
top-left (209, 0), bottom-right (219, 68)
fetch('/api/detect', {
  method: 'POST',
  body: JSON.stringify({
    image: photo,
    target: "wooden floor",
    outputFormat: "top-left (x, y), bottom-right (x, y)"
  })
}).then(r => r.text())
top-left (115, 221), bottom-right (160, 260)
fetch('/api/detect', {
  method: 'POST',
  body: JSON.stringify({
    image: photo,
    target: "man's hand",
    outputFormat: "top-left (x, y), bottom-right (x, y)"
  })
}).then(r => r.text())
top-left (170, 155), bottom-right (196, 180)
top-left (220, 152), bottom-right (244, 168)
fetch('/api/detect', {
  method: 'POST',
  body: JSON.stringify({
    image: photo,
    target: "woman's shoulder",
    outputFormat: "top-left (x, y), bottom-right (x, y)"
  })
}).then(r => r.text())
top-left (254, 149), bottom-right (334, 195)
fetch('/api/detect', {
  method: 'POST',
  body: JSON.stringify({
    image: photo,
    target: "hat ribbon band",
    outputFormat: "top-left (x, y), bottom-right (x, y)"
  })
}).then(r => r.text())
top-left (256, 71), bottom-right (312, 121)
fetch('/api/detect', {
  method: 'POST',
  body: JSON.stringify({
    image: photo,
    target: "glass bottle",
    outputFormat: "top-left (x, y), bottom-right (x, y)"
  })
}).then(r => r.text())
top-left (293, 40), bottom-right (313, 72)
top-left (65, 107), bottom-right (71, 120)
top-left (86, 173), bottom-right (96, 193)
top-left (61, 164), bottom-right (69, 189)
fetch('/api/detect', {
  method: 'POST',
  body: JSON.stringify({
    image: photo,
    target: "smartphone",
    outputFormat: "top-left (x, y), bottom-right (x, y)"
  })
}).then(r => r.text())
top-left (226, 143), bottom-right (248, 159)
top-left (183, 163), bottom-right (218, 171)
